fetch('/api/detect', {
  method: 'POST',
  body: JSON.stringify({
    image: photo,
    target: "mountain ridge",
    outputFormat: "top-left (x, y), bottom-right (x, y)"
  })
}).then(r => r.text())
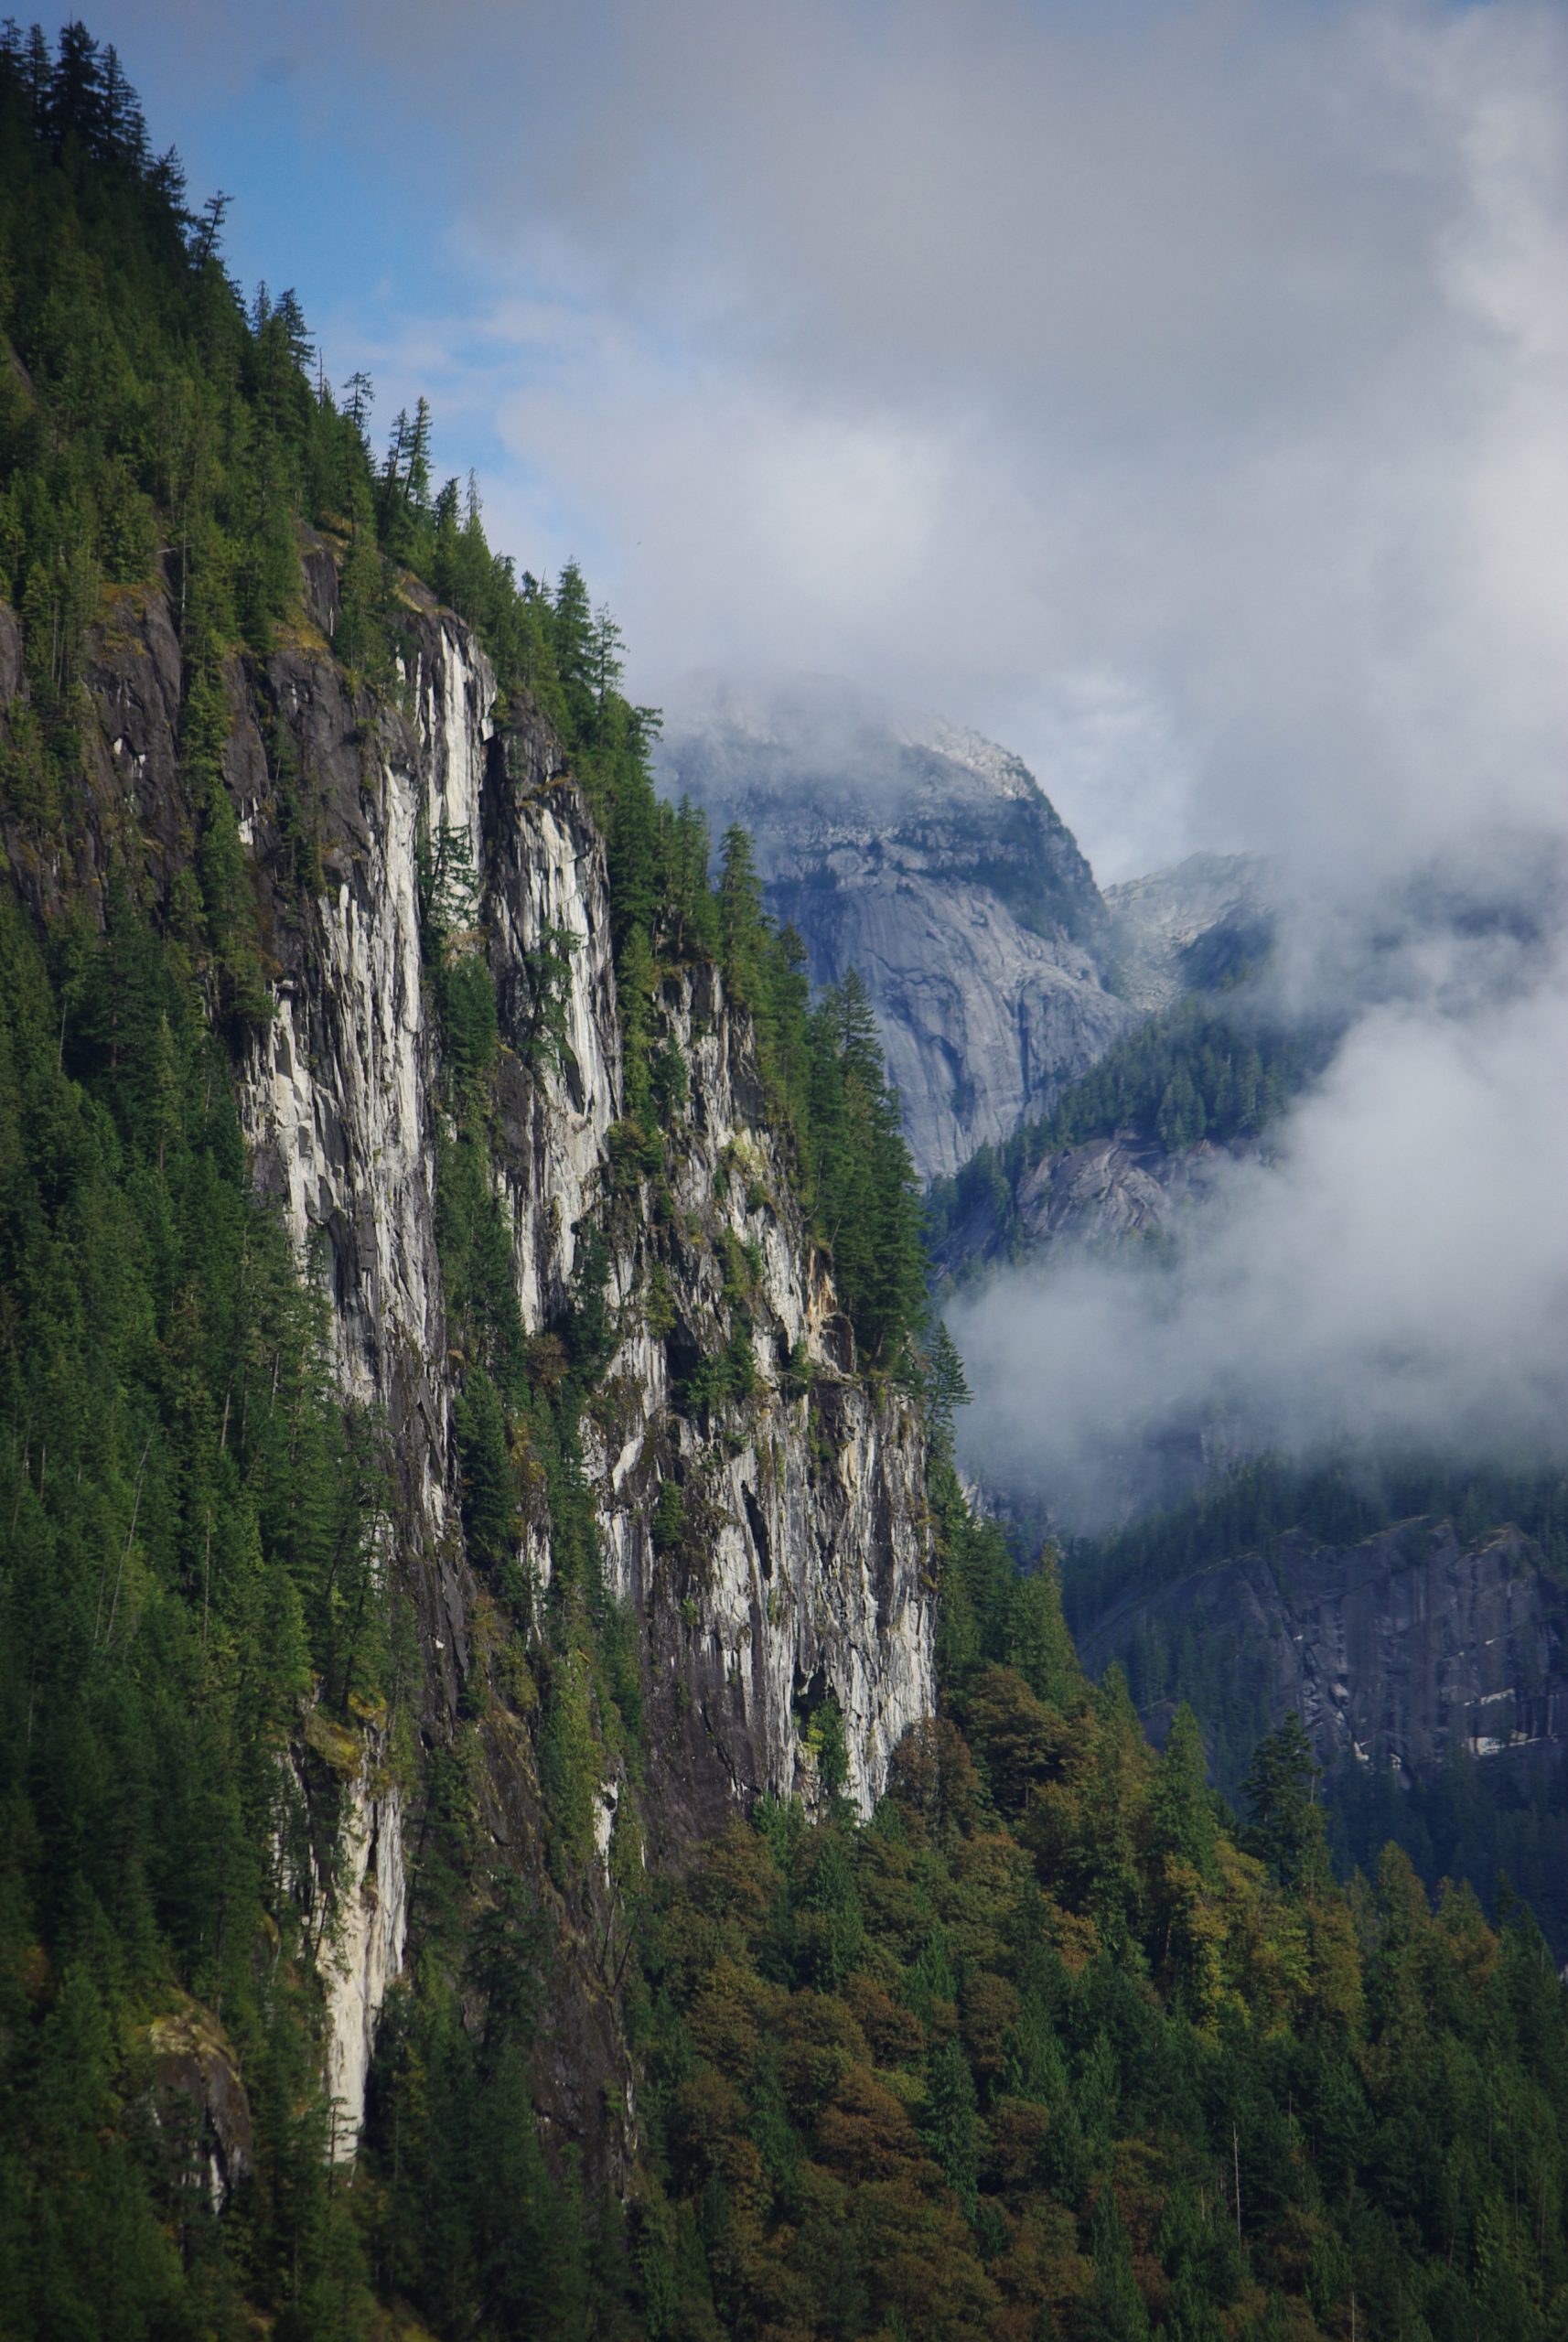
top-left (660, 692), bottom-right (1135, 1178)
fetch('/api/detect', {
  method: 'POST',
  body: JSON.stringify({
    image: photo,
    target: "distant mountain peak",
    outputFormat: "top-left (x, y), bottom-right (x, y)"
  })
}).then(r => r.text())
top-left (659, 687), bottom-right (1133, 1179)
top-left (903, 716), bottom-right (1047, 807)
top-left (1107, 849), bottom-right (1275, 1012)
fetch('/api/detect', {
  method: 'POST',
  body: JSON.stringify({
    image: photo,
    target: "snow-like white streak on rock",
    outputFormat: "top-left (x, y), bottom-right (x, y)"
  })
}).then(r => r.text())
top-left (239, 618), bottom-right (496, 2140)
top-left (234, 607), bottom-right (935, 2122)
top-left (323, 1768), bottom-right (408, 2160)
top-left (584, 973), bottom-right (936, 1821)
top-left (487, 779), bottom-right (622, 1330)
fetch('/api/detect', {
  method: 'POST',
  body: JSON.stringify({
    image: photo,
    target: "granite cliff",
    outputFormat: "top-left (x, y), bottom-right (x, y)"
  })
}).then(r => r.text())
top-left (1079, 1513), bottom-right (1568, 1781)
top-left (1105, 850), bottom-right (1273, 1013)
top-left (4, 563), bottom-right (935, 2172)
top-left (660, 695), bottom-right (1136, 1179)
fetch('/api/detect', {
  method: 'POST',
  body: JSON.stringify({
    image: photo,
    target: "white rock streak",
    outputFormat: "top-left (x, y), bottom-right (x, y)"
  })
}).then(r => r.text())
top-left (240, 613), bottom-right (937, 2153)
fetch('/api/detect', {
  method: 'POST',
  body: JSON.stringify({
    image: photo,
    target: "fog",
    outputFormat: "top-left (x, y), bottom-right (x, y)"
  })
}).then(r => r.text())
top-left (654, 673), bottom-right (1063, 877)
top-left (101, 0), bottom-right (1568, 883)
top-left (950, 877), bottom-right (1568, 1531)
top-left (466, 0), bottom-right (1568, 897)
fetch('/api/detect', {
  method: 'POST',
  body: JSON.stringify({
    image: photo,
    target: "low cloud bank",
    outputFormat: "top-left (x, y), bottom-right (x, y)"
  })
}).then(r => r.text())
top-left (950, 874), bottom-right (1568, 1532)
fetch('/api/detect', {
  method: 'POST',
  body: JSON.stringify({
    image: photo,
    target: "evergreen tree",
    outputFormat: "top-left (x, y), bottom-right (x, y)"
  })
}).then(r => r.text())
top-left (1241, 1711), bottom-right (1328, 1892)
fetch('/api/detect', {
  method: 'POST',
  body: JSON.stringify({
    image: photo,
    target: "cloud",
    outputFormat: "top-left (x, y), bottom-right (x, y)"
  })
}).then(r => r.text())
top-left (401, 1), bottom-right (1565, 1524)
top-left (97, 0), bottom-right (1568, 884)
top-left (950, 907), bottom-right (1568, 1531)
top-left (410, 0), bottom-right (1568, 873)
top-left (94, 0), bottom-right (1568, 1520)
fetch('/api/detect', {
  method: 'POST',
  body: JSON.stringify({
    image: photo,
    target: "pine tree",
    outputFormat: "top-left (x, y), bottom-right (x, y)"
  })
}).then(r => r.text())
top-left (717, 822), bottom-right (766, 1010)
top-left (1149, 1703), bottom-right (1219, 1884)
top-left (922, 2036), bottom-right (980, 2220)
top-left (1241, 1711), bottom-right (1328, 1891)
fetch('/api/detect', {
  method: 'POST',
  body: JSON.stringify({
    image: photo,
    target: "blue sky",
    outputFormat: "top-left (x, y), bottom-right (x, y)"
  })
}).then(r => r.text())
top-left (80, 0), bottom-right (1568, 886)
top-left (83, 7), bottom-right (539, 523)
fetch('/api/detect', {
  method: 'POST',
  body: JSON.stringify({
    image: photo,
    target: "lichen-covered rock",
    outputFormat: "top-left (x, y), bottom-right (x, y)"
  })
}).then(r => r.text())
top-left (143, 2000), bottom-right (253, 2211)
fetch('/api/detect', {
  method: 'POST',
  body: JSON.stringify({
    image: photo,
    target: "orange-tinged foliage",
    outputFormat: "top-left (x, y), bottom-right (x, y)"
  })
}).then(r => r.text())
top-left (959, 1966), bottom-right (1021, 2081)
top-left (686, 1951), bottom-right (774, 2079)
top-left (986, 2095), bottom-right (1054, 2191)
top-left (852, 2177), bottom-right (998, 2341)
top-left (844, 1971), bottom-right (928, 2066)
top-left (638, 1649), bottom-right (1568, 2341)
top-left (816, 2068), bottom-right (929, 2183)
top-left (777, 1987), bottom-right (872, 2121)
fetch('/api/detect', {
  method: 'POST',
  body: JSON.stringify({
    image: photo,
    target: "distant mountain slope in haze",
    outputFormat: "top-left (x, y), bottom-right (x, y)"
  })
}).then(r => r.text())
top-left (927, 984), bottom-right (1333, 1291)
top-left (1106, 848), bottom-right (1274, 1011)
top-left (660, 690), bottom-right (1137, 1179)
top-left (1065, 1454), bottom-right (1568, 1951)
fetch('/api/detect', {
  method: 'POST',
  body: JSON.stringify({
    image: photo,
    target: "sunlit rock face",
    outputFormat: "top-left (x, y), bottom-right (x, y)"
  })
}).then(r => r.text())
top-left (661, 699), bottom-right (1135, 1180)
top-left (61, 596), bottom-right (938, 2152)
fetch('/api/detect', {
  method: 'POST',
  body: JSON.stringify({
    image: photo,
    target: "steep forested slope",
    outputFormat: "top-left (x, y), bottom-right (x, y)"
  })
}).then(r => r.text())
top-left (926, 991), bottom-right (1335, 1286)
top-left (1067, 1455), bottom-right (1568, 1960)
top-left (0, 29), bottom-right (934, 2332)
top-left (4, 27), bottom-right (1568, 2342)
top-left (932, 959), bottom-right (1568, 1960)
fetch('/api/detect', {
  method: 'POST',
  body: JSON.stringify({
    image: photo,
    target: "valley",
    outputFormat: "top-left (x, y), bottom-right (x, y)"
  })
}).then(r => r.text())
top-left (4, 24), bottom-right (1568, 2342)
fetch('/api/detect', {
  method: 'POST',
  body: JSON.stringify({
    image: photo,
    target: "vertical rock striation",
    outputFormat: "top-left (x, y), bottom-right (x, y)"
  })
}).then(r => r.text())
top-left (67, 583), bottom-right (937, 2148)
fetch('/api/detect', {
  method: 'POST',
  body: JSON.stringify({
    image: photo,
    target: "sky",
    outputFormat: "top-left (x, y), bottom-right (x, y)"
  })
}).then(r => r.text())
top-left (85, 1), bottom-right (1568, 1531)
top-left (88, 0), bottom-right (1568, 886)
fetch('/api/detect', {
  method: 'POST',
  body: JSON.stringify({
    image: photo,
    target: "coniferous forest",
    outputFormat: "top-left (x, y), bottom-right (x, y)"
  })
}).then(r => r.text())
top-left (4, 26), bottom-right (1568, 2342)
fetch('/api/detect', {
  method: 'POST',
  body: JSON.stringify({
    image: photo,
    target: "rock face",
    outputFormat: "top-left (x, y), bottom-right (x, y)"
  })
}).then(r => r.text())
top-left (933, 1127), bottom-right (1255, 1284)
top-left (1009, 1130), bottom-right (1251, 1255)
top-left (53, 585), bottom-right (937, 2163)
top-left (661, 695), bottom-right (1135, 1180)
top-left (144, 2001), bottom-right (254, 2211)
top-left (321, 1762), bottom-right (408, 2159)
top-left (1079, 1516), bottom-right (1568, 1776)
top-left (1105, 851), bottom-right (1273, 1014)
top-left (582, 964), bottom-right (935, 1843)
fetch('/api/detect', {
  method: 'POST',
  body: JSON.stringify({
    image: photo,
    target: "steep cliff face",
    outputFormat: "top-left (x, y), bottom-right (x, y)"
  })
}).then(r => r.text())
top-left (661, 697), bottom-right (1134, 1179)
top-left (60, 573), bottom-right (935, 2157)
top-left (1079, 1515), bottom-right (1568, 1778)
top-left (582, 966), bottom-right (935, 1841)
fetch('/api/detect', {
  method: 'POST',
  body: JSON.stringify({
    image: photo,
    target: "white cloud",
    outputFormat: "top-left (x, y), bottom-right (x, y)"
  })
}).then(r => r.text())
top-left (118, 0), bottom-right (1568, 883)
top-left (951, 929), bottom-right (1568, 1530)
top-left (362, 0), bottom-right (1568, 892)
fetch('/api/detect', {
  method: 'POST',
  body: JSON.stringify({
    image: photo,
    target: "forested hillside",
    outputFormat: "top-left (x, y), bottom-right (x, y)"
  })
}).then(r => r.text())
top-left (1066, 1455), bottom-right (1568, 1962)
top-left (639, 1506), bottom-right (1568, 2342)
top-left (4, 27), bottom-right (1568, 2342)
top-left (927, 994), bottom-right (1334, 1284)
